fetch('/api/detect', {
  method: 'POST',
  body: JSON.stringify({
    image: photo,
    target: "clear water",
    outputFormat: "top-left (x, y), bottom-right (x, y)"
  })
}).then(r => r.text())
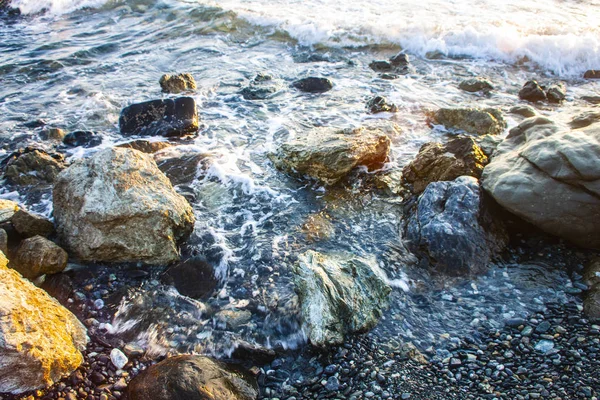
top-left (0, 0), bottom-right (597, 357)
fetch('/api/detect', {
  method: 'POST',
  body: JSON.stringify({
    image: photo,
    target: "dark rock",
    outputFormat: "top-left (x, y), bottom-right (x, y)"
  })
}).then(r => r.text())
top-left (380, 73), bottom-right (400, 80)
top-left (584, 70), bottom-right (600, 79)
top-left (546, 82), bottom-right (566, 103)
top-left (119, 97), bottom-right (199, 137)
top-left (366, 96), bottom-right (398, 114)
top-left (117, 139), bottom-right (171, 154)
top-left (582, 95), bottom-right (600, 104)
top-left (432, 107), bottom-right (506, 135)
top-left (11, 209), bottom-right (54, 238)
top-left (390, 52), bottom-right (410, 66)
top-left (13, 235), bottom-right (68, 279)
top-left (231, 341), bottom-right (277, 365)
top-left (40, 272), bottom-right (74, 304)
top-left (2, 148), bottom-right (66, 186)
top-left (459, 78), bottom-right (494, 93)
top-left (241, 73), bottom-right (284, 100)
top-left (63, 131), bottom-right (103, 148)
top-left (127, 355), bottom-right (258, 400)
top-left (369, 60), bottom-right (394, 71)
top-left (39, 127), bottom-right (66, 141)
top-left (292, 77), bottom-right (333, 93)
top-left (0, 228), bottom-right (6, 255)
top-left (519, 80), bottom-right (546, 102)
top-left (161, 257), bottom-right (217, 299)
top-left (154, 145), bottom-right (213, 186)
top-left (159, 73), bottom-right (196, 94)
top-left (405, 176), bottom-right (507, 275)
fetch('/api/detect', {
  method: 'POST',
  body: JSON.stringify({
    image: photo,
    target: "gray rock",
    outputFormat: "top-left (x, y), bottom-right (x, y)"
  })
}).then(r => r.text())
top-left (546, 82), bottom-right (566, 103)
top-left (241, 73), bottom-right (284, 100)
top-left (13, 235), bottom-right (68, 279)
top-left (582, 95), bottom-right (600, 104)
top-left (519, 80), bottom-right (546, 102)
top-left (405, 176), bottom-right (507, 275)
top-left (583, 259), bottom-right (600, 320)
top-left (53, 147), bottom-right (195, 265)
top-left (459, 77), bottom-right (494, 93)
top-left (366, 96), bottom-right (398, 114)
top-left (270, 126), bottom-right (390, 185)
top-left (214, 309), bottom-right (252, 329)
top-left (159, 73), bottom-right (196, 94)
top-left (128, 355), bottom-right (258, 400)
top-left (482, 117), bottom-right (600, 249)
top-left (3, 148), bottom-right (66, 186)
top-left (432, 107), bottom-right (506, 135)
top-left (570, 111), bottom-right (600, 129)
top-left (510, 105), bottom-right (537, 118)
top-left (11, 209), bottom-right (54, 238)
top-left (0, 228), bottom-right (6, 255)
top-left (294, 250), bottom-right (391, 346)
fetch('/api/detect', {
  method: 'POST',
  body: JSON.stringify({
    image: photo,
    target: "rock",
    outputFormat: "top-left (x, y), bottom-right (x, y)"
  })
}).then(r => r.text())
top-left (293, 250), bottom-right (391, 346)
top-left (270, 126), bottom-right (390, 185)
top-left (159, 73), bottom-right (196, 94)
top-left (161, 257), bottom-right (217, 299)
top-left (546, 82), bottom-right (566, 103)
top-left (369, 60), bottom-right (394, 72)
top-left (459, 77), bottom-right (493, 93)
top-left (402, 137), bottom-right (488, 193)
top-left (481, 117), bottom-right (600, 249)
top-left (13, 235), bottom-right (68, 279)
top-left (128, 355), bottom-right (258, 400)
top-left (583, 259), bottom-right (600, 320)
top-left (110, 348), bottom-right (128, 369)
top-left (39, 127), bottom-right (66, 141)
top-left (0, 251), bottom-right (88, 394)
top-left (0, 199), bottom-right (19, 223)
top-left (405, 176), bottom-right (507, 275)
top-left (476, 134), bottom-right (504, 158)
top-left (3, 148), bottom-right (65, 186)
top-left (117, 139), bottom-right (171, 154)
top-left (519, 80), bottom-right (547, 102)
top-left (53, 147), bottom-right (195, 265)
top-left (366, 96), bottom-right (398, 114)
top-left (214, 309), bottom-right (252, 329)
top-left (569, 111), bottom-right (600, 129)
top-left (241, 73), bottom-right (283, 100)
top-left (154, 145), bottom-right (213, 186)
top-left (583, 259), bottom-right (600, 288)
top-left (40, 272), bottom-right (74, 304)
top-left (292, 77), bottom-right (333, 93)
top-left (582, 95), bottom-right (600, 104)
top-left (583, 70), bottom-right (600, 79)
top-left (432, 107), bottom-right (506, 136)
top-left (510, 105), bottom-right (537, 118)
top-left (302, 212), bottom-right (335, 241)
top-left (10, 209), bottom-right (54, 238)
top-left (62, 131), bottom-right (102, 148)
top-left (390, 52), bottom-right (410, 66)
top-left (0, 228), bottom-right (6, 255)
top-left (119, 97), bottom-right (199, 137)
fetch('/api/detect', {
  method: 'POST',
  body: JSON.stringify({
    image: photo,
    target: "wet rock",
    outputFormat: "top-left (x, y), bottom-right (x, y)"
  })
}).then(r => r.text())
top-left (116, 139), bottom-right (171, 154)
top-left (369, 60), bottom-right (394, 72)
top-left (159, 73), bottom-right (196, 94)
top-left (293, 250), bottom-right (391, 346)
top-left (432, 107), bottom-right (506, 136)
top-left (13, 235), bottom-right (68, 279)
top-left (582, 95), bottom-right (600, 104)
top-left (302, 212), bottom-right (335, 241)
top-left (241, 73), bottom-right (284, 100)
top-left (476, 134), bottom-right (504, 158)
top-left (231, 341), bottom-right (276, 365)
top-left (292, 77), bottom-right (333, 93)
top-left (583, 70), bottom-right (600, 79)
top-left (0, 251), bottom-right (88, 394)
top-left (510, 105), bottom-right (537, 118)
top-left (11, 209), bottom-right (54, 238)
top-left (270, 125), bottom-right (390, 185)
top-left (546, 82), bottom-right (566, 103)
top-left (0, 228), bottom-right (6, 255)
top-left (119, 97), bottom-right (199, 137)
top-left (0, 199), bottom-right (19, 223)
top-left (154, 145), bottom-right (213, 186)
top-left (405, 176), bottom-right (507, 275)
top-left (459, 77), bottom-right (493, 93)
top-left (583, 259), bottom-right (600, 320)
top-left (402, 136), bottom-right (488, 194)
top-left (390, 52), bottom-right (410, 66)
top-left (62, 130), bottom-right (102, 148)
top-left (53, 147), bottom-right (195, 265)
top-left (40, 272), bottom-right (73, 304)
top-left (482, 117), bottom-right (600, 249)
top-left (519, 80), bottom-right (546, 102)
top-left (161, 257), bottom-right (217, 299)
top-left (583, 259), bottom-right (600, 288)
top-left (366, 95), bottom-right (398, 114)
top-left (569, 111), bottom-right (600, 129)
top-left (3, 148), bottom-right (65, 186)
top-left (39, 127), bottom-right (66, 141)
top-left (215, 309), bottom-right (252, 329)
top-left (128, 355), bottom-right (258, 400)
top-left (110, 348), bottom-right (128, 369)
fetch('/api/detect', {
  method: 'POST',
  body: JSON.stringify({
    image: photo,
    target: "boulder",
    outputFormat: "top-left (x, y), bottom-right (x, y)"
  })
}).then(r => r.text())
top-left (459, 77), bottom-right (493, 93)
top-left (0, 251), bottom-right (88, 394)
top-left (510, 105), bottom-right (537, 118)
top-left (119, 97), bottom-right (199, 137)
top-left (519, 80), bottom-right (546, 102)
top-left (3, 148), bottom-right (65, 186)
top-left (53, 147), bottom-right (195, 265)
top-left (569, 111), bottom-right (600, 129)
top-left (405, 176), bottom-right (507, 275)
top-left (159, 73), bottom-right (196, 94)
top-left (481, 117), bottom-right (600, 249)
top-left (62, 131), bottom-right (102, 148)
top-left (432, 107), bottom-right (506, 136)
top-left (294, 250), bottom-right (391, 346)
top-left (161, 257), bottom-right (217, 299)
top-left (128, 355), bottom-right (258, 400)
top-left (11, 209), bottom-right (54, 238)
top-left (584, 70), bottom-right (600, 79)
top-left (269, 126), bottom-right (390, 185)
top-left (0, 199), bottom-right (19, 223)
top-left (13, 235), bottom-right (68, 279)
top-left (241, 73), bottom-right (283, 100)
top-left (117, 139), bottom-right (172, 154)
top-left (402, 137), bottom-right (488, 193)
top-left (154, 145), bottom-right (212, 186)
top-left (292, 77), bottom-right (333, 93)
top-left (366, 95), bottom-right (398, 114)
top-left (546, 82), bottom-right (566, 103)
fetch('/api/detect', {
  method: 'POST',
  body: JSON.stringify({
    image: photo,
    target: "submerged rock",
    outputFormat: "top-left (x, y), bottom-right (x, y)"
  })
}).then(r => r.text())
top-left (405, 176), bottom-right (507, 275)
top-left (270, 126), bottom-right (390, 185)
top-left (62, 131), bottom-right (102, 148)
top-left (159, 73), bottom-right (196, 94)
top-left (0, 251), bottom-right (88, 394)
top-left (584, 70), bottom-right (600, 79)
top-left (119, 97), bottom-right (199, 137)
top-left (519, 80), bottom-right (546, 102)
top-left (294, 250), bottom-right (391, 346)
top-left (366, 95), bottom-right (398, 114)
top-left (459, 77), bottom-right (493, 93)
top-left (2, 148), bottom-right (65, 186)
top-left (402, 137), bottom-right (488, 194)
top-left (117, 139), bottom-right (172, 154)
top-left (584, 259), bottom-right (600, 320)
top-left (161, 257), bottom-right (217, 299)
top-left (11, 209), bottom-right (54, 238)
top-left (241, 73), bottom-right (283, 100)
top-left (482, 117), bottom-right (600, 249)
top-left (569, 111), bottom-right (600, 129)
top-left (53, 147), bottom-right (195, 265)
top-left (128, 355), bottom-right (258, 400)
top-left (292, 77), bottom-right (333, 93)
top-left (432, 107), bottom-right (506, 136)
top-left (154, 145), bottom-right (213, 186)
top-left (13, 235), bottom-right (68, 279)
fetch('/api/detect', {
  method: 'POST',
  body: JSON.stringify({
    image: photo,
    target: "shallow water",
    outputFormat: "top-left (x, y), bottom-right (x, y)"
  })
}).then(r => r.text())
top-left (0, 0), bottom-right (598, 358)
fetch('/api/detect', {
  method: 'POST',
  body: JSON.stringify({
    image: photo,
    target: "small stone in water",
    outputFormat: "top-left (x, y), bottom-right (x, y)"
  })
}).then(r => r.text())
top-left (111, 348), bottom-right (129, 369)
top-left (94, 299), bottom-right (105, 309)
top-left (534, 340), bottom-right (555, 353)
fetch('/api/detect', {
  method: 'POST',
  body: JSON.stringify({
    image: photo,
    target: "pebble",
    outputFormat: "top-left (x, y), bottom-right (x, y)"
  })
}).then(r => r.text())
top-left (110, 348), bottom-right (129, 369)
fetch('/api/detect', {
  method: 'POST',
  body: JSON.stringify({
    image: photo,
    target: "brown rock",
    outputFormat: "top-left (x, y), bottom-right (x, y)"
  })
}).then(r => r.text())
top-left (117, 140), bottom-right (172, 154)
top-left (11, 209), bottom-right (54, 238)
top-left (3, 149), bottom-right (66, 186)
top-left (432, 107), bottom-right (506, 136)
top-left (13, 235), bottom-right (68, 279)
top-left (39, 127), bottom-right (66, 141)
top-left (583, 70), bottom-right (600, 79)
top-left (159, 73), bottom-right (196, 94)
